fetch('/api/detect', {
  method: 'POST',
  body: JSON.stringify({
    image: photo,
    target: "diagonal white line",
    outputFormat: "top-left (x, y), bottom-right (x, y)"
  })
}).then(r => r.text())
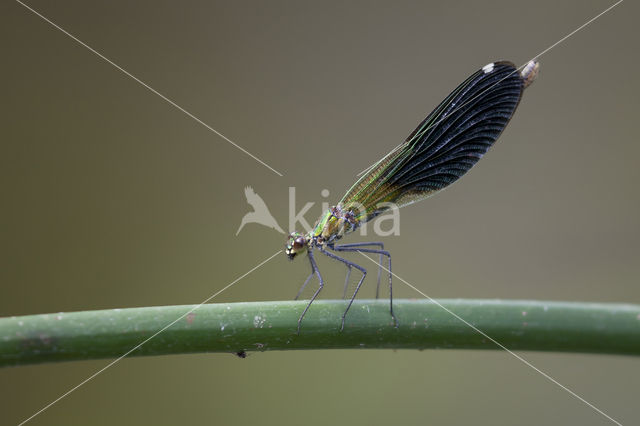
top-left (15, 0), bottom-right (284, 177)
top-left (18, 250), bottom-right (282, 426)
top-left (354, 0), bottom-right (624, 177)
top-left (529, 0), bottom-right (623, 61)
top-left (358, 252), bottom-right (623, 426)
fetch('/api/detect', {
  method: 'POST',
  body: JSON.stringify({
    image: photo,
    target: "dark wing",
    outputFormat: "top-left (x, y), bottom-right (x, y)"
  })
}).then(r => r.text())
top-left (340, 61), bottom-right (528, 221)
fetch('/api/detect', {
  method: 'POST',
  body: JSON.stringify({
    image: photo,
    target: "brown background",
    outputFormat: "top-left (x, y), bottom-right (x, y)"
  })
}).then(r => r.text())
top-left (1, 0), bottom-right (638, 424)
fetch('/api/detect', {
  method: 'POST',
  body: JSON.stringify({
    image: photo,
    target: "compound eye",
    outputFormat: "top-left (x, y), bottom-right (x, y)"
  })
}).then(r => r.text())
top-left (293, 237), bottom-right (305, 249)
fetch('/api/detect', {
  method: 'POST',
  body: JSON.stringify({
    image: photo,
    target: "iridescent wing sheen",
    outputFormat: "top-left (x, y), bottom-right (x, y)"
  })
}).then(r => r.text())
top-left (340, 61), bottom-right (527, 222)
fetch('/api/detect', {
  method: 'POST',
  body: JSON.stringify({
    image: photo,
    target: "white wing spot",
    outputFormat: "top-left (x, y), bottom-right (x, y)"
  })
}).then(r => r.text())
top-left (482, 63), bottom-right (495, 73)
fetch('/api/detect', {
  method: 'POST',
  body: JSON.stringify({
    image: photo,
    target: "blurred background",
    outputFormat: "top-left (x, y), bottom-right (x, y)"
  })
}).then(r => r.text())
top-left (1, 0), bottom-right (638, 424)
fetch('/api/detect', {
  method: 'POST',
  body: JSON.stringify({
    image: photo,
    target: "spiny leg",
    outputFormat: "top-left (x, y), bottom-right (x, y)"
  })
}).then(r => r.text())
top-left (329, 244), bottom-right (397, 328)
top-left (325, 243), bottom-right (357, 299)
top-left (332, 242), bottom-right (386, 298)
top-left (319, 247), bottom-right (367, 331)
top-left (297, 248), bottom-right (324, 335)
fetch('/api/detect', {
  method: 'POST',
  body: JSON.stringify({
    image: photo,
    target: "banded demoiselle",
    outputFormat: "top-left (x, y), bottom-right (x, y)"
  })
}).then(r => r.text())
top-left (286, 60), bottom-right (540, 333)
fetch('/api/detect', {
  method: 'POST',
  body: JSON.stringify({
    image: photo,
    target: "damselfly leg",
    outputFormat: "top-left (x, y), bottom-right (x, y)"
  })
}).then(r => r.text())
top-left (330, 242), bottom-right (389, 298)
top-left (329, 243), bottom-right (397, 328)
top-left (295, 243), bottom-right (397, 332)
top-left (318, 247), bottom-right (367, 331)
top-left (294, 261), bottom-right (315, 301)
top-left (296, 248), bottom-right (324, 335)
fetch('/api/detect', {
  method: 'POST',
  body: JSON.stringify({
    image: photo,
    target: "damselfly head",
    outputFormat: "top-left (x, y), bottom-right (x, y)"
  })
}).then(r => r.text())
top-left (285, 232), bottom-right (307, 260)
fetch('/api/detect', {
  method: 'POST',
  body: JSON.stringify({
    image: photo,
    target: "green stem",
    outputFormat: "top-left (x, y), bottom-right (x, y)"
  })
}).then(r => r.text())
top-left (1, 299), bottom-right (639, 367)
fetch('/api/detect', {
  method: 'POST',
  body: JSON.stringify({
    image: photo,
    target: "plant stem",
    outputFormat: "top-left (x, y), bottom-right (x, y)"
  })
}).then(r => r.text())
top-left (1, 299), bottom-right (639, 367)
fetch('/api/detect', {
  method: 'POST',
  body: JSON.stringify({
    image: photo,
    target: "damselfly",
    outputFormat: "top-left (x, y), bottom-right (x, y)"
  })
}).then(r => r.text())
top-left (286, 60), bottom-right (539, 333)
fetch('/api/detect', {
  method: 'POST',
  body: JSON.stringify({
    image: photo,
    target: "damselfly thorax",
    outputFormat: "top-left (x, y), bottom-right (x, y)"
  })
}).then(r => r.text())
top-left (286, 60), bottom-right (540, 334)
top-left (285, 204), bottom-right (364, 255)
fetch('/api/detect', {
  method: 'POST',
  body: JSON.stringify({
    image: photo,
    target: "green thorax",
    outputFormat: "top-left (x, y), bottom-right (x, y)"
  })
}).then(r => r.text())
top-left (308, 205), bottom-right (361, 245)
